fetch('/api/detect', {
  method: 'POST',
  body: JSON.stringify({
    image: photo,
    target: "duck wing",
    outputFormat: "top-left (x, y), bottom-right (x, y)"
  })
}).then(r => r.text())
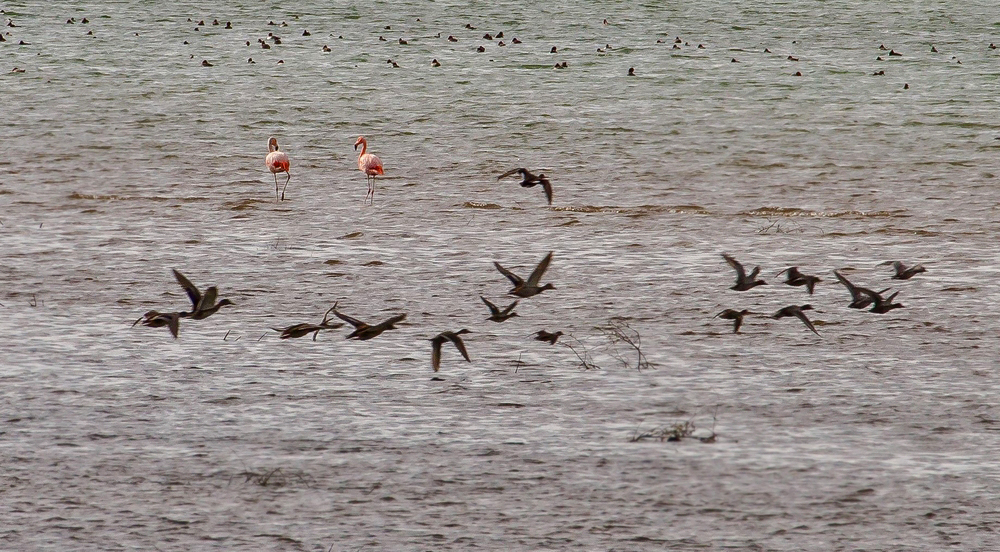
top-left (494, 262), bottom-right (524, 286)
top-left (793, 309), bottom-right (819, 335)
top-left (833, 270), bottom-right (861, 300)
top-left (172, 269), bottom-right (201, 311)
top-left (166, 313), bottom-right (180, 339)
top-left (722, 254), bottom-right (747, 282)
top-left (377, 313), bottom-right (407, 329)
top-left (525, 252), bottom-right (553, 287)
top-left (497, 167), bottom-right (526, 180)
top-left (480, 295), bottom-right (501, 316)
top-left (430, 336), bottom-right (444, 371)
top-left (198, 286), bottom-right (219, 311)
top-left (333, 310), bottom-right (368, 329)
top-left (446, 333), bottom-right (472, 362)
top-left (500, 300), bottom-right (519, 315)
top-left (541, 177), bottom-right (553, 205)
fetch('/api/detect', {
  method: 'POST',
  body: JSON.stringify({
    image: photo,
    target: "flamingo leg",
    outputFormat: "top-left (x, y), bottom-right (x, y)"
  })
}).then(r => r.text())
top-left (273, 173), bottom-right (280, 201)
top-left (280, 172), bottom-right (290, 201)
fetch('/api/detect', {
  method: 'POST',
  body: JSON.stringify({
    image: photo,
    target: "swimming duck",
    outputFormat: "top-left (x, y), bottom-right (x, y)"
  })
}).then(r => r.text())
top-left (497, 167), bottom-right (553, 204)
top-left (333, 309), bottom-right (406, 340)
top-left (535, 330), bottom-right (563, 344)
top-left (713, 308), bottom-right (752, 333)
top-left (722, 253), bottom-right (767, 291)
top-left (888, 261), bottom-right (926, 280)
top-left (172, 269), bottom-right (233, 320)
top-left (480, 296), bottom-right (519, 322)
top-left (430, 330), bottom-right (472, 372)
top-left (772, 305), bottom-right (819, 335)
top-left (494, 251), bottom-right (555, 298)
top-left (776, 266), bottom-right (821, 294)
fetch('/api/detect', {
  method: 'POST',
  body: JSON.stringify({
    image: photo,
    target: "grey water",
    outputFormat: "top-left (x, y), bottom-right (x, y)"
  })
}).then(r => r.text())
top-left (3, 1), bottom-right (1000, 549)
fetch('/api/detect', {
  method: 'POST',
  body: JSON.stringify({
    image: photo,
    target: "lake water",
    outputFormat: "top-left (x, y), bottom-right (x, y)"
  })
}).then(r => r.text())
top-left (4, 1), bottom-right (1000, 550)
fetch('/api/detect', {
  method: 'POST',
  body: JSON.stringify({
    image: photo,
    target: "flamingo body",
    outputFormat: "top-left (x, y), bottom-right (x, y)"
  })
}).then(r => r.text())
top-left (354, 136), bottom-right (384, 203)
top-left (265, 137), bottom-right (290, 201)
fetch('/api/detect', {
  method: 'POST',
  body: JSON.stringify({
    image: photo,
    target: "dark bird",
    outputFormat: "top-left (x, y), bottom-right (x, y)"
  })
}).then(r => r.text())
top-left (272, 306), bottom-right (345, 340)
top-left (535, 330), bottom-right (563, 344)
top-left (494, 251), bottom-right (555, 298)
top-left (858, 288), bottom-right (904, 314)
top-left (133, 310), bottom-right (181, 339)
top-left (888, 261), bottom-right (926, 280)
top-left (722, 253), bottom-right (767, 291)
top-left (430, 329), bottom-right (472, 372)
top-left (480, 296), bottom-right (519, 322)
top-left (833, 270), bottom-right (889, 309)
top-left (497, 167), bottom-right (553, 204)
top-left (713, 308), bottom-right (752, 333)
top-left (776, 266), bottom-right (821, 294)
top-left (333, 309), bottom-right (406, 340)
top-left (172, 269), bottom-right (234, 320)
top-left (772, 305), bottom-right (820, 335)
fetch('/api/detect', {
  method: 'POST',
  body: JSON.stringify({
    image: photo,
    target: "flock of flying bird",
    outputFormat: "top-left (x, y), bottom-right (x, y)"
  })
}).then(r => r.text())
top-left (139, 131), bottom-right (926, 362)
top-left (135, 250), bottom-right (562, 373)
top-left (714, 254), bottom-right (926, 335)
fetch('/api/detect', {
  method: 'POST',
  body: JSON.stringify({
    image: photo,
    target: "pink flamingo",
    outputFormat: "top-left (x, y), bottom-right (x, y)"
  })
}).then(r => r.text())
top-left (354, 135), bottom-right (384, 203)
top-left (265, 136), bottom-right (290, 201)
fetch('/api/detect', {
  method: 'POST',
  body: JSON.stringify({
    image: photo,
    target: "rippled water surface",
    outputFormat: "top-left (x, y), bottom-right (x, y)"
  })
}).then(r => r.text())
top-left (4, 1), bottom-right (1000, 550)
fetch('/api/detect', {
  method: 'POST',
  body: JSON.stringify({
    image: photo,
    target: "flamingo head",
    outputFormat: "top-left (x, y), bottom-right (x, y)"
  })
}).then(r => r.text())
top-left (354, 136), bottom-right (366, 151)
top-left (267, 137), bottom-right (279, 152)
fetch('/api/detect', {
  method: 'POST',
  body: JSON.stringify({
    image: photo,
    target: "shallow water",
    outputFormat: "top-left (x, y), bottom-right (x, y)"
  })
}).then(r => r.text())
top-left (3, 1), bottom-right (1000, 550)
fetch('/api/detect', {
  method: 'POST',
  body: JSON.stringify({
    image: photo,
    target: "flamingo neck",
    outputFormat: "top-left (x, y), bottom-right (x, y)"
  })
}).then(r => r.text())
top-left (357, 140), bottom-right (367, 156)
top-left (269, 140), bottom-right (279, 152)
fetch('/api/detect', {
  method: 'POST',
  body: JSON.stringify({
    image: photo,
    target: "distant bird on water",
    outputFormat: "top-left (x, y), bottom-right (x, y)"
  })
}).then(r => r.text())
top-left (494, 251), bottom-right (555, 298)
top-left (480, 296), bottom-right (519, 322)
top-left (776, 266), bottom-right (821, 294)
top-left (888, 261), bottom-right (926, 280)
top-left (430, 329), bottom-right (472, 372)
top-left (713, 308), bottom-right (752, 333)
top-left (498, 167), bottom-right (552, 205)
top-left (772, 304), bottom-right (820, 335)
top-left (354, 135), bottom-right (384, 204)
top-left (265, 137), bottom-right (290, 201)
top-left (173, 269), bottom-right (233, 320)
top-left (722, 253), bottom-right (767, 291)
top-left (334, 308), bottom-right (405, 340)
